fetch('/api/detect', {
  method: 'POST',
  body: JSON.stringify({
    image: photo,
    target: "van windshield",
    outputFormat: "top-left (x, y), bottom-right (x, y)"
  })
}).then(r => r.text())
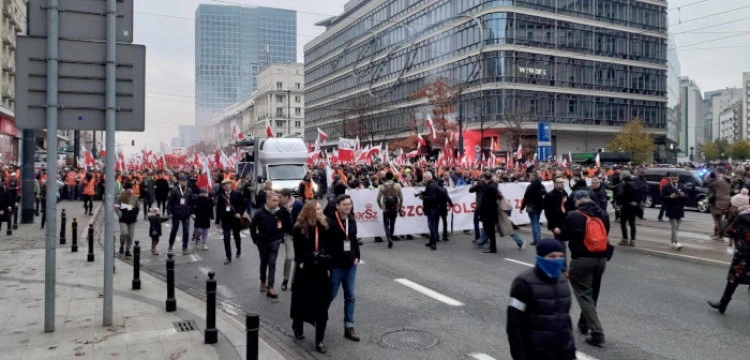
top-left (267, 165), bottom-right (307, 181)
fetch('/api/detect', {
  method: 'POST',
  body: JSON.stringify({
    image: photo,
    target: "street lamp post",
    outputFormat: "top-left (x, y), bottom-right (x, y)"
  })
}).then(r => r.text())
top-left (284, 89), bottom-right (291, 136)
top-left (91, 131), bottom-right (97, 159)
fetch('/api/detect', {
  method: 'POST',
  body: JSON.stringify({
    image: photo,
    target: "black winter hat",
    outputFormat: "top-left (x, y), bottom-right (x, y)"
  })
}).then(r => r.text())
top-left (536, 238), bottom-right (564, 257)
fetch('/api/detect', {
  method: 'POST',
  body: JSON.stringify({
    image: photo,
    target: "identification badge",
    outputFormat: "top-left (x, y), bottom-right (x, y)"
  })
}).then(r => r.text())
top-left (226, 206), bottom-right (231, 212)
top-left (277, 220), bottom-right (282, 230)
top-left (180, 198), bottom-right (185, 205)
top-left (343, 240), bottom-right (351, 252)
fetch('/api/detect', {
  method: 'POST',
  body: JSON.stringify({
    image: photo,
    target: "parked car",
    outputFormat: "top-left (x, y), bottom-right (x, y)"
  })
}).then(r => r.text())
top-left (642, 168), bottom-right (709, 213)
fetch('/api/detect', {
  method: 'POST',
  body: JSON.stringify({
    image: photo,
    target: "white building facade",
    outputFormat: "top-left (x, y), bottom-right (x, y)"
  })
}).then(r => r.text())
top-left (719, 103), bottom-right (742, 144)
top-left (251, 63), bottom-right (304, 138)
top-left (0, 0), bottom-right (26, 162)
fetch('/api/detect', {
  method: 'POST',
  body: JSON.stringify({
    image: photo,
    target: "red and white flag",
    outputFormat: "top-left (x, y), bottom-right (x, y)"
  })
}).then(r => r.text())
top-left (425, 114), bottom-right (436, 139)
top-left (266, 122), bottom-right (274, 137)
top-left (515, 144), bottom-right (523, 161)
top-left (416, 133), bottom-right (427, 147)
top-left (317, 128), bottom-right (328, 142)
top-left (507, 153), bottom-right (514, 169)
top-left (595, 153), bottom-right (601, 168)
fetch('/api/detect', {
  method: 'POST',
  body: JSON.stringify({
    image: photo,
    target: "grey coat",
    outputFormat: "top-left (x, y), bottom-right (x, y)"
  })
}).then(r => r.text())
top-left (496, 203), bottom-right (514, 237)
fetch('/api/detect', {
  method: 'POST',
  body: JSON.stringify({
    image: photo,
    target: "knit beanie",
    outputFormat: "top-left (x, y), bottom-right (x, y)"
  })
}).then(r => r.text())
top-left (536, 238), bottom-right (564, 257)
top-left (731, 189), bottom-right (749, 208)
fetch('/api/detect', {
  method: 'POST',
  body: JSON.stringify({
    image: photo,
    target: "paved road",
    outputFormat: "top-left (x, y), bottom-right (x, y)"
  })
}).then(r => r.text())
top-left (128, 209), bottom-right (749, 360)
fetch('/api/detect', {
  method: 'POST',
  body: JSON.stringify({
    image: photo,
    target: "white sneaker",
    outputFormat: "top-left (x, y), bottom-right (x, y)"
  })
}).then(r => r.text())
top-left (671, 242), bottom-right (683, 251)
top-left (202, 244), bottom-right (209, 251)
top-left (518, 240), bottom-right (526, 250)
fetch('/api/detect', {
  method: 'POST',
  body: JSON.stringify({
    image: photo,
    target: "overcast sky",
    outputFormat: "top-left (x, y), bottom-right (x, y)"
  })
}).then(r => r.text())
top-left (118, 0), bottom-right (750, 153)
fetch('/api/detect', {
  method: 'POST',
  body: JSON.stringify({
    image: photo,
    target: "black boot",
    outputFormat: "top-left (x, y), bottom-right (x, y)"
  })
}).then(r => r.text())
top-left (708, 298), bottom-right (729, 314)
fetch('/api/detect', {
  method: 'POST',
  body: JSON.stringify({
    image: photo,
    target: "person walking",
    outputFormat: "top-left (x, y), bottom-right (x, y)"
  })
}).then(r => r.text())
top-left (705, 168), bottom-right (731, 241)
top-left (480, 172), bottom-right (500, 254)
top-left (155, 171), bottom-right (170, 216)
top-left (81, 173), bottom-right (96, 215)
top-left (660, 172), bottom-right (686, 251)
top-left (280, 189), bottom-right (304, 291)
top-left (656, 175), bottom-right (670, 222)
top-left (250, 192), bottom-right (291, 299)
top-left (192, 188), bottom-right (214, 252)
top-left (324, 194), bottom-right (361, 342)
top-left (376, 172), bottom-right (403, 249)
top-left (290, 201), bottom-right (332, 354)
top-left (420, 172), bottom-right (441, 251)
top-left (115, 181), bottom-right (140, 257)
top-left (216, 178), bottom-right (245, 264)
top-left (468, 174), bottom-right (486, 241)
top-left (560, 191), bottom-right (611, 347)
top-left (708, 192), bottom-right (750, 314)
top-left (497, 190), bottom-right (526, 250)
top-left (437, 177), bottom-right (454, 242)
top-left (544, 178), bottom-right (569, 241)
top-left (298, 172), bottom-right (316, 201)
top-left (167, 175), bottom-right (193, 255)
top-left (147, 207), bottom-right (170, 256)
top-left (140, 171), bottom-right (155, 220)
top-left (520, 172), bottom-right (547, 245)
top-left (615, 170), bottom-right (639, 246)
top-left (506, 238), bottom-right (576, 360)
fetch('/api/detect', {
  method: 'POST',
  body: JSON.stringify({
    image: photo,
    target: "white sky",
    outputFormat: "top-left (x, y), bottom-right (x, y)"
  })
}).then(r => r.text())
top-left (116, 0), bottom-right (750, 154)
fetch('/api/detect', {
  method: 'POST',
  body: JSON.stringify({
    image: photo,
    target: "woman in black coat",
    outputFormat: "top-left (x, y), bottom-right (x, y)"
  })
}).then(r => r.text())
top-left (708, 205), bottom-right (750, 314)
top-left (290, 201), bottom-right (331, 354)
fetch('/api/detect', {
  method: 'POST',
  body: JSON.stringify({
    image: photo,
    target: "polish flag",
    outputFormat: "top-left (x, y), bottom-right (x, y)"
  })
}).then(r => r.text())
top-left (338, 148), bottom-right (355, 163)
top-left (196, 153), bottom-right (212, 191)
top-left (416, 133), bottom-right (427, 147)
top-left (595, 153), bottom-right (601, 168)
top-left (507, 153), bottom-right (514, 169)
top-left (266, 122), bottom-right (274, 137)
top-left (425, 114), bottom-right (436, 139)
top-left (515, 144), bottom-right (523, 161)
top-left (406, 149), bottom-right (419, 158)
top-left (317, 128), bottom-right (328, 142)
top-left (568, 151), bottom-right (573, 167)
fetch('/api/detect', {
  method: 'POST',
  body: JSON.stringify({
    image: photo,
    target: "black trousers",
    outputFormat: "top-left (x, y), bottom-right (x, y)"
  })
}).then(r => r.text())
top-left (382, 211), bottom-right (397, 240)
top-left (620, 207), bottom-right (637, 240)
top-left (482, 219), bottom-right (497, 251)
top-left (439, 210), bottom-right (449, 239)
top-left (293, 318), bottom-right (327, 344)
top-left (222, 219), bottom-right (242, 259)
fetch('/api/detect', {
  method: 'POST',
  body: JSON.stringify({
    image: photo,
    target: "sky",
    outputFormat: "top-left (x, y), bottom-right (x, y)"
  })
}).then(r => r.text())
top-left (119, 0), bottom-right (750, 154)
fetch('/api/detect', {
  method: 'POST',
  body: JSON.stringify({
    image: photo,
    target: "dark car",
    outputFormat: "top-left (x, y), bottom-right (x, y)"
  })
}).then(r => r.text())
top-left (642, 168), bottom-right (709, 213)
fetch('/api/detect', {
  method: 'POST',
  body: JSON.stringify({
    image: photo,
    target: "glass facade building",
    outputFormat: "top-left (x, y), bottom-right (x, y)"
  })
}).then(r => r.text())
top-left (304, 0), bottom-right (669, 156)
top-left (195, 5), bottom-right (296, 130)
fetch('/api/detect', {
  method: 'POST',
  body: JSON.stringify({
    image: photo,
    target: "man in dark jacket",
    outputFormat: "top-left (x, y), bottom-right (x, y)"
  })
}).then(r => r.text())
top-left (420, 172), bottom-right (441, 250)
top-left (468, 176), bottom-right (486, 240)
top-left (543, 178), bottom-right (568, 240)
top-left (588, 177), bottom-right (609, 220)
top-left (437, 178), bottom-right (454, 242)
top-left (615, 170), bottom-right (640, 246)
top-left (167, 175), bottom-right (193, 255)
top-left (507, 238), bottom-right (575, 360)
top-left (155, 171), bottom-right (170, 216)
top-left (250, 191), bottom-right (292, 299)
top-left (560, 191), bottom-right (610, 347)
top-left (520, 172), bottom-right (547, 245)
top-left (280, 189), bottom-right (305, 291)
top-left (191, 187), bottom-right (213, 252)
top-left (661, 172), bottom-right (686, 251)
top-left (216, 178), bottom-right (245, 264)
top-left (140, 171), bottom-right (155, 220)
top-left (479, 172), bottom-right (500, 253)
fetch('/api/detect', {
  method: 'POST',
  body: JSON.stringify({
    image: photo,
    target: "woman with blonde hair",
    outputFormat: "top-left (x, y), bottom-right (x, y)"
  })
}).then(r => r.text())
top-left (290, 201), bottom-right (332, 353)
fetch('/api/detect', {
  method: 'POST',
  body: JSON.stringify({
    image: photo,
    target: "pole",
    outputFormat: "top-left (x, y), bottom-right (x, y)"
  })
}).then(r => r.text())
top-left (286, 90), bottom-right (291, 136)
top-left (246, 313), bottom-right (259, 360)
top-left (87, 224), bottom-right (95, 262)
top-left (71, 218), bottom-right (78, 252)
top-left (21, 129), bottom-right (35, 224)
top-left (132, 241), bottom-right (140, 290)
top-left (73, 130), bottom-right (80, 168)
top-left (102, 0), bottom-right (117, 326)
top-left (6, 206), bottom-right (12, 235)
top-left (166, 254), bottom-right (176, 312)
top-left (205, 272), bottom-right (217, 344)
top-left (457, 94), bottom-right (464, 157)
top-left (44, 0), bottom-right (60, 333)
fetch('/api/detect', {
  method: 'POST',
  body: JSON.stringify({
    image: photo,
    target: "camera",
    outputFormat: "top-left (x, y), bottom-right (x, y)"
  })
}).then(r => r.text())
top-left (414, 191), bottom-right (424, 199)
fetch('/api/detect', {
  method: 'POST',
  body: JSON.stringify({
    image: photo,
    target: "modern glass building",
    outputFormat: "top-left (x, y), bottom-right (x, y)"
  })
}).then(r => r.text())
top-left (304, 0), bottom-right (669, 158)
top-left (195, 5), bottom-right (296, 130)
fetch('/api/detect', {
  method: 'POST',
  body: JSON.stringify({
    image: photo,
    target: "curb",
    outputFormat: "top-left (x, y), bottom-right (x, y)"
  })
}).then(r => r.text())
top-left (616, 245), bottom-right (730, 269)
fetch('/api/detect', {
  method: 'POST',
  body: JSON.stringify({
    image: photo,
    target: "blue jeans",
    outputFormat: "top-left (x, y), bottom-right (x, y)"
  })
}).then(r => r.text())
top-left (527, 209), bottom-right (541, 244)
top-left (477, 232), bottom-right (524, 248)
top-left (330, 265), bottom-right (357, 328)
top-left (425, 208), bottom-right (440, 246)
top-left (168, 217), bottom-right (190, 250)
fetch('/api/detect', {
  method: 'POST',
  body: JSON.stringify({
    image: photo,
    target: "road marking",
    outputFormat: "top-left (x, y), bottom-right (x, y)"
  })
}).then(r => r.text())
top-left (576, 351), bottom-right (600, 360)
top-left (633, 248), bottom-right (730, 266)
top-left (394, 279), bottom-right (464, 306)
top-left (468, 353), bottom-right (496, 360)
top-left (504, 258), bottom-right (533, 267)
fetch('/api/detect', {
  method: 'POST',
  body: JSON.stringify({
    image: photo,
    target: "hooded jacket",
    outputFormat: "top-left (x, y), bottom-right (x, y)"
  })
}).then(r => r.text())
top-left (560, 200), bottom-right (610, 259)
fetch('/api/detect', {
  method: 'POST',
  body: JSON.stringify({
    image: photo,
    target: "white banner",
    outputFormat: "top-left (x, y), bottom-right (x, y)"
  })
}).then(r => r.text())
top-left (339, 138), bottom-right (358, 150)
top-left (347, 181), bottom-right (578, 238)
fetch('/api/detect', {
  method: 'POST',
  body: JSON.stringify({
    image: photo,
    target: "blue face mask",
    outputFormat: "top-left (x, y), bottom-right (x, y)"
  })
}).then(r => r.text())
top-left (536, 255), bottom-right (565, 279)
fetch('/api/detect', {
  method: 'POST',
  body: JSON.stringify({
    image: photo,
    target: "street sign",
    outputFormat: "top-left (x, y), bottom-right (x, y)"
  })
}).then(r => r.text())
top-left (537, 145), bottom-right (554, 162)
top-left (15, 36), bottom-right (146, 131)
top-left (537, 122), bottom-right (552, 147)
top-left (28, 0), bottom-right (134, 43)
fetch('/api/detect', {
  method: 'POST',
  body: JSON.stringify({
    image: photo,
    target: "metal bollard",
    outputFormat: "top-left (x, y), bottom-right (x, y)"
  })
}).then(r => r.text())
top-left (71, 218), bottom-right (78, 252)
top-left (246, 313), bottom-right (259, 360)
top-left (166, 253), bottom-right (176, 312)
top-left (205, 271), bottom-right (217, 344)
top-left (6, 206), bottom-right (12, 235)
top-left (87, 224), bottom-right (95, 262)
top-left (132, 241), bottom-right (141, 290)
top-left (59, 209), bottom-right (67, 245)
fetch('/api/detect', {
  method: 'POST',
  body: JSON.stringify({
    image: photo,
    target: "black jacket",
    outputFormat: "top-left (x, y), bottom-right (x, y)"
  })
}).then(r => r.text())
top-left (291, 223), bottom-right (332, 324)
top-left (520, 179), bottom-right (546, 212)
top-left (507, 267), bottom-right (576, 360)
top-left (480, 181), bottom-right (499, 222)
top-left (155, 178), bottom-right (170, 200)
top-left (564, 180), bottom-right (589, 212)
top-left (250, 207), bottom-right (292, 244)
top-left (588, 185), bottom-right (609, 213)
top-left (543, 189), bottom-right (568, 231)
top-left (324, 212), bottom-right (360, 269)
top-left (469, 181), bottom-right (486, 208)
top-left (615, 178), bottom-right (641, 208)
top-left (437, 186), bottom-right (454, 214)
top-left (215, 190), bottom-right (245, 226)
top-left (167, 186), bottom-right (193, 219)
top-left (560, 201), bottom-right (610, 259)
top-left (660, 182), bottom-right (687, 220)
top-left (147, 213), bottom-right (170, 237)
top-left (192, 195), bottom-right (214, 229)
top-left (421, 179), bottom-right (441, 211)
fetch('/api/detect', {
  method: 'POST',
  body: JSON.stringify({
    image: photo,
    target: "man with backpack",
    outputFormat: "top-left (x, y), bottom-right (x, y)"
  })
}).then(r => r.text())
top-left (560, 190), bottom-right (611, 348)
top-left (377, 172), bottom-right (403, 249)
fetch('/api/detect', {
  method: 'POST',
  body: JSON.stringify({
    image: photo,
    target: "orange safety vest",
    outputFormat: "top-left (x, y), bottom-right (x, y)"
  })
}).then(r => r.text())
top-left (132, 182), bottom-right (140, 197)
top-left (300, 181), bottom-right (314, 200)
top-left (83, 179), bottom-right (96, 196)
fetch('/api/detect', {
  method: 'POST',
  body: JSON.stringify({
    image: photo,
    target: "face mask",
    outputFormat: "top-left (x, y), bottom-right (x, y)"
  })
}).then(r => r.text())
top-left (536, 255), bottom-right (565, 279)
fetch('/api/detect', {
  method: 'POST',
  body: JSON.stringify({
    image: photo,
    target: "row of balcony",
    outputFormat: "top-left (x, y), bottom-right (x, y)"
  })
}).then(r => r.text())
top-left (1, 85), bottom-right (14, 100)
top-left (3, 2), bottom-right (24, 32)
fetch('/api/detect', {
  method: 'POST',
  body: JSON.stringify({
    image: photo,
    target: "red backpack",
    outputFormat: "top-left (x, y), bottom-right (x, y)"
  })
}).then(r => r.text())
top-left (578, 211), bottom-right (608, 252)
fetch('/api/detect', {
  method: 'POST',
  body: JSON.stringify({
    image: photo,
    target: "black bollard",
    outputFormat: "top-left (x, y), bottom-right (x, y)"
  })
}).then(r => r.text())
top-left (205, 272), bottom-right (217, 344)
top-left (71, 218), bottom-right (78, 252)
top-left (87, 224), bottom-right (95, 262)
top-left (59, 209), bottom-right (67, 245)
top-left (246, 313), bottom-right (259, 360)
top-left (132, 241), bottom-right (141, 290)
top-left (166, 253), bottom-right (176, 312)
top-left (6, 206), bottom-right (12, 235)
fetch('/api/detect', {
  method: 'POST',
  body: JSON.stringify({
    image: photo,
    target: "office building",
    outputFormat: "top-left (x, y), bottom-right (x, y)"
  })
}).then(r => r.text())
top-left (304, 0), bottom-right (669, 160)
top-left (718, 103), bottom-right (742, 144)
top-left (209, 97), bottom-right (254, 148)
top-left (679, 77), bottom-right (703, 162)
top-left (251, 63), bottom-right (304, 138)
top-left (0, 0), bottom-right (25, 162)
top-left (744, 72), bottom-right (750, 141)
top-left (195, 4), bottom-right (296, 130)
top-left (664, 37), bottom-right (681, 163)
top-left (703, 88), bottom-right (742, 143)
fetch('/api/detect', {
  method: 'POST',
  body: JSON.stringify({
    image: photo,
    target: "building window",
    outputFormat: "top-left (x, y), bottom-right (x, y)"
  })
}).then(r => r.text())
top-left (295, 108), bottom-right (301, 116)
top-left (275, 120), bottom-right (284, 127)
top-left (276, 82), bottom-right (283, 90)
top-left (276, 132), bottom-right (283, 138)
top-left (295, 96), bottom-right (301, 103)
top-left (275, 95), bottom-right (284, 103)
top-left (295, 121), bottom-right (301, 127)
top-left (276, 108), bottom-right (284, 116)
top-left (295, 82), bottom-right (301, 90)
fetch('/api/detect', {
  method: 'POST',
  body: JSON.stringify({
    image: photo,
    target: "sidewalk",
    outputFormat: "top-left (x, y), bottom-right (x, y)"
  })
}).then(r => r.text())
top-left (0, 200), bottom-right (286, 360)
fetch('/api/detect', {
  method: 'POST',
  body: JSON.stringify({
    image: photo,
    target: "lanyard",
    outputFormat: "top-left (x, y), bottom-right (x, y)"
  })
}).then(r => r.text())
top-left (315, 226), bottom-right (319, 251)
top-left (335, 212), bottom-right (349, 240)
top-left (178, 185), bottom-right (184, 197)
